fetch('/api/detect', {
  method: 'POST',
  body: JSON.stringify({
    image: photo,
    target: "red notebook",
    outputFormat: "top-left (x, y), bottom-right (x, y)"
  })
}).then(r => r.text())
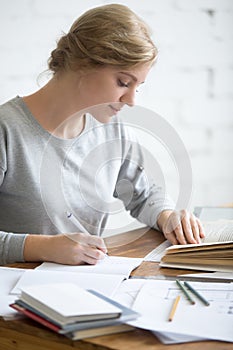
top-left (10, 303), bottom-right (61, 333)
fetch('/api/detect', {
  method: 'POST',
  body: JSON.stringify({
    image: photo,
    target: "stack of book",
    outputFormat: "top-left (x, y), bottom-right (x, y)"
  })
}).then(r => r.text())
top-left (160, 241), bottom-right (233, 272)
top-left (10, 283), bottom-right (138, 340)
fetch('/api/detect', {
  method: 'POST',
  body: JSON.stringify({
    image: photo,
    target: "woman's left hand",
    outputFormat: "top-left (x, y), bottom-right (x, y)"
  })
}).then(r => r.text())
top-left (157, 209), bottom-right (205, 245)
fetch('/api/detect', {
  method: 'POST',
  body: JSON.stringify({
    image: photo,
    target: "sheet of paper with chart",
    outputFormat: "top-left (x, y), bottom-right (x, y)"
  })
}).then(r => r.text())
top-left (128, 280), bottom-right (233, 342)
top-left (111, 279), bottom-right (205, 344)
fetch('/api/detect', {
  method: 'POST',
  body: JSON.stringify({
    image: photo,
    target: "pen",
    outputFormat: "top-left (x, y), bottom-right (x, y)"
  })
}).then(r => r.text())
top-left (176, 280), bottom-right (195, 305)
top-left (184, 281), bottom-right (210, 306)
top-left (66, 211), bottom-right (89, 234)
top-left (168, 295), bottom-right (180, 322)
top-left (66, 211), bottom-right (109, 257)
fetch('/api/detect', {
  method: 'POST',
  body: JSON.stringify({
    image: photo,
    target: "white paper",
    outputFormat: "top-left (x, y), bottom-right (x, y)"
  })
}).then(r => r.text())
top-left (36, 256), bottom-right (143, 277)
top-left (130, 280), bottom-right (233, 342)
top-left (112, 278), bottom-right (204, 344)
top-left (0, 267), bottom-right (25, 294)
top-left (10, 270), bottom-right (124, 297)
top-left (0, 296), bottom-right (24, 320)
top-left (143, 240), bottom-right (171, 262)
top-left (0, 267), bottom-right (25, 318)
top-left (178, 271), bottom-right (233, 281)
top-left (112, 278), bottom-right (145, 307)
top-left (152, 331), bottom-right (205, 344)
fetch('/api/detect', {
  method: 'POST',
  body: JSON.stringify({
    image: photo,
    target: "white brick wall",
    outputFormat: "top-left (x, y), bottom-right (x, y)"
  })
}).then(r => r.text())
top-left (0, 0), bottom-right (232, 218)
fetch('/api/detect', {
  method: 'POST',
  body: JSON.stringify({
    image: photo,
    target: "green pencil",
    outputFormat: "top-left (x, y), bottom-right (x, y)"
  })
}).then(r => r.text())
top-left (176, 280), bottom-right (195, 305)
top-left (184, 281), bottom-right (210, 306)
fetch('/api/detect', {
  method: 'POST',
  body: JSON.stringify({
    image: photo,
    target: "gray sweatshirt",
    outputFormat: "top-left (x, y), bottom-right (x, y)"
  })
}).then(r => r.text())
top-left (0, 97), bottom-right (174, 264)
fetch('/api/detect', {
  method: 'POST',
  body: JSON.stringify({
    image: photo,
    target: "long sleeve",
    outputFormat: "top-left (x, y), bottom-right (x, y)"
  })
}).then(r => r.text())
top-left (0, 231), bottom-right (26, 265)
top-left (114, 131), bottom-right (175, 230)
top-left (0, 167), bottom-right (27, 265)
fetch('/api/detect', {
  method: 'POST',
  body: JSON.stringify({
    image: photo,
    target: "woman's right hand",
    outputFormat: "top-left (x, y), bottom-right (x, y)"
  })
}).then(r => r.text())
top-left (23, 232), bottom-right (108, 265)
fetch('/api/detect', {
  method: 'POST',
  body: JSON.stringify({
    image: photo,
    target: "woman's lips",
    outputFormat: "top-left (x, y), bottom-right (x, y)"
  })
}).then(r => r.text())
top-left (109, 105), bottom-right (121, 114)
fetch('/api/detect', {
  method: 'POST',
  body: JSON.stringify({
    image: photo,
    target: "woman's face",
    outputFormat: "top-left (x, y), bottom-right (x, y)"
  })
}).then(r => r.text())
top-left (74, 63), bottom-right (152, 123)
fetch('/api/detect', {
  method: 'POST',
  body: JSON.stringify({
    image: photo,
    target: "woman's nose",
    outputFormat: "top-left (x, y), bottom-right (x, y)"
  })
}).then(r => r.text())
top-left (120, 89), bottom-right (136, 107)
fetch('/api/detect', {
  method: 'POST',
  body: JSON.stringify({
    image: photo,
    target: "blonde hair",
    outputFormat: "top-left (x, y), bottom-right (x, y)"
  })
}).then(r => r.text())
top-left (48, 4), bottom-right (157, 74)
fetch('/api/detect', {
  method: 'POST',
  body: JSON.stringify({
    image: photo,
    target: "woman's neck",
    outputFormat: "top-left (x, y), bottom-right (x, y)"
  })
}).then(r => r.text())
top-left (23, 75), bottom-right (85, 139)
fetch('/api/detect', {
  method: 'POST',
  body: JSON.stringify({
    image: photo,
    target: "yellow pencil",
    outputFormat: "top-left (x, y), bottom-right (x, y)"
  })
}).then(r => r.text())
top-left (168, 295), bottom-right (181, 322)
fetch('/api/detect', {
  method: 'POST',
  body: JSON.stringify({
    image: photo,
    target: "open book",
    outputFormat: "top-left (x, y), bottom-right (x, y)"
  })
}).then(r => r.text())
top-left (160, 219), bottom-right (233, 272)
top-left (36, 256), bottom-right (143, 277)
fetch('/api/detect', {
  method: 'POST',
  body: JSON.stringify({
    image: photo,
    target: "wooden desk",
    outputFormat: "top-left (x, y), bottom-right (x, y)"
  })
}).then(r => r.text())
top-left (1, 228), bottom-right (232, 350)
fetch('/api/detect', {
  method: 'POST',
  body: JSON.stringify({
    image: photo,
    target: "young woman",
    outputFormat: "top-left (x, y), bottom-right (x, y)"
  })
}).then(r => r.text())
top-left (0, 4), bottom-right (204, 265)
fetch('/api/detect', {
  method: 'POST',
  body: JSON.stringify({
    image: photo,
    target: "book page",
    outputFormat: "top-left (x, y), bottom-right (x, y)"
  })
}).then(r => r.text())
top-left (36, 256), bottom-right (143, 277)
top-left (202, 219), bottom-right (233, 243)
top-left (159, 261), bottom-right (233, 272)
top-left (165, 241), bottom-right (233, 254)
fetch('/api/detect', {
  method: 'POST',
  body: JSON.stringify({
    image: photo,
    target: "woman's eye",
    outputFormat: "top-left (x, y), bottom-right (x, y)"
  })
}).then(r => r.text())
top-left (118, 79), bottom-right (129, 88)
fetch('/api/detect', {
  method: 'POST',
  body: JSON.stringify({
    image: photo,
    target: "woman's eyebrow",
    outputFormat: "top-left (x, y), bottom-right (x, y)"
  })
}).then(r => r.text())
top-left (119, 72), bottom-right (137, 82)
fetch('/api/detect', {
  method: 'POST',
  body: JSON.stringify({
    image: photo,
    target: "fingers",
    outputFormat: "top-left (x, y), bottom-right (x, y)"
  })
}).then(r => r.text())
top-left (163, 231), bottom-right (179, 245)
top-left (180, 211), bottom-right (206, 244)
top-left (162, 210), bottom-right (205, 245)
top-left (179, 211), bottom-right (198, 244)
top-left (67, 232), bottom-right (107, 253)
top-left (163, 211), bottom-right (187, 245)
top-left (189, 214), bottom-right (202, 243)
top-left (83, 245), bottom-right (106, 265)
top-left (196, 217), bottom-right (205, 239)
top-left (67, 232), bottom-right (107, 265)
top-left (85, 234), bottom-right (108, 254)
